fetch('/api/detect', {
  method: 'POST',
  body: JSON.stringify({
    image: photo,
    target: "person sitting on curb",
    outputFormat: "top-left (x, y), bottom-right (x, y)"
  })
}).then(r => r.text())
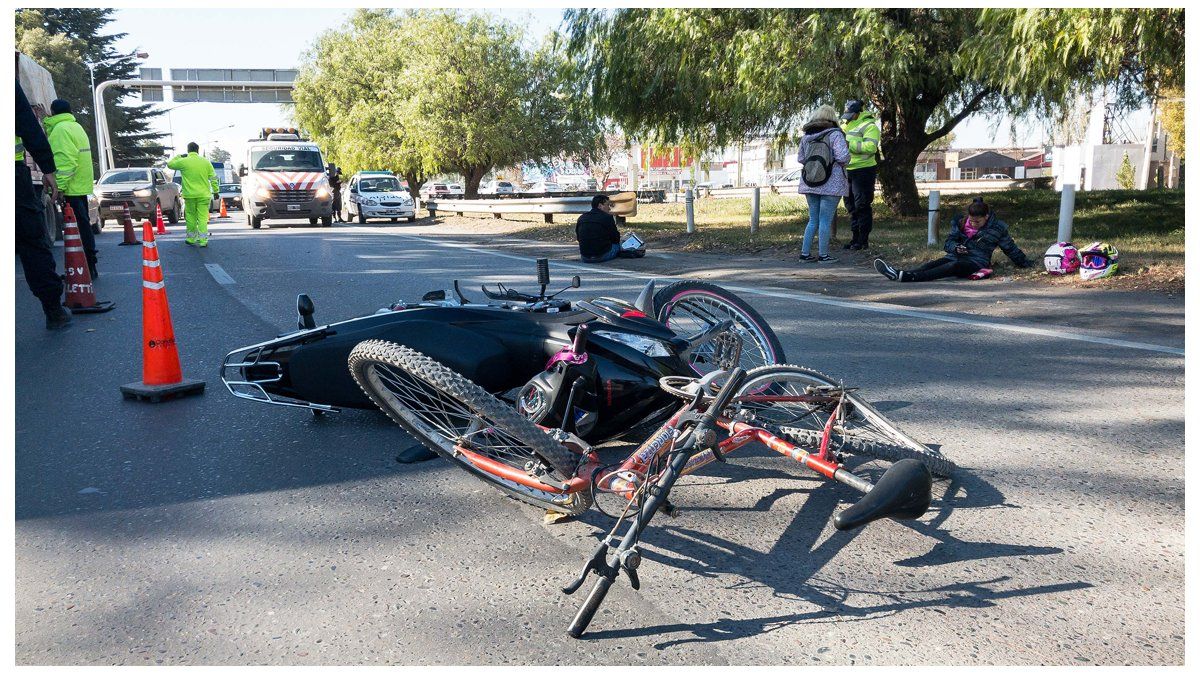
top-left (874, 197), bottom-right (1033, 282)
top-left (576, 194), bottom-right (642, 263)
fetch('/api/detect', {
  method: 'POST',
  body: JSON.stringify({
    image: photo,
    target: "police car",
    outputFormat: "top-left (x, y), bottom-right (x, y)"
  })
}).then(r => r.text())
top-left (342, 171), bottom-right (417, 223)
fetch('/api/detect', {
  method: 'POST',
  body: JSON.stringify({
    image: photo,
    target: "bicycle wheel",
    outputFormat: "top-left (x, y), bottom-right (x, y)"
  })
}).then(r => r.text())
top-left (653, 280), bottom-right (786, 374)
top-left (349, 340), bottom-right (592, 515)
top-left (731, 365), bottom-right (955, 477)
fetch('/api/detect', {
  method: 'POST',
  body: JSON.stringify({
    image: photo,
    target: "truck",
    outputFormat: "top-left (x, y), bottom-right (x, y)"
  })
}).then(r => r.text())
top-left (239, 127), bottom-right (334, 228)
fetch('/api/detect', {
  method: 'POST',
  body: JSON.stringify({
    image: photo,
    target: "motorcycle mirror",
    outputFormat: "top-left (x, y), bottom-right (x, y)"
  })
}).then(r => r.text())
top-left (571, 275), bottom-right (581, 288)
top-left (297, 293), bottom-right (316, 330)
top-left (422, 289), bottom-right (446, 302)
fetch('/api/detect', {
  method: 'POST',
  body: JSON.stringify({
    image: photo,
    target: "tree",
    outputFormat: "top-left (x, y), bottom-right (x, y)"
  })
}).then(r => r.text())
top-left (925, 131), bottom-right (956, 151)
top-left (207, 145), bottom-right (231, 164)
top-left (16, 8), bottom-right (168, 172)
top-left (1158, 87), bottom-right (1184, 161)
top-left (562, 8), bottom-right (1185, 215)
top-left (1116, 152), bottom-right (1136, 189)
top-left (295, 9), bottom-right (603, 199)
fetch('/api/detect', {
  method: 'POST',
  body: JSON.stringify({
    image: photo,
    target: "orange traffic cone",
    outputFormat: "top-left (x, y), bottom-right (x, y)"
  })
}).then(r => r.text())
top-left (118, 203), bottom-right (140, 246)
top-left (219, 198), bottom-right (228, 219)
top-left (120, 220), bottom-right (205, 403)
top-left (156, 202), bottom-right (167, 235)
top-left (62, 204), bottom-right (115, 314)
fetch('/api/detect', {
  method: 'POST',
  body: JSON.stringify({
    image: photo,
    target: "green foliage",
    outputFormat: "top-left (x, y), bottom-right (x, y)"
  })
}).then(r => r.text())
top-left (1116, 152), bottom-right (1136, 190)
top-left (1158, 87), bottom-right (1184, 161)
top-left (207, 145), bottom-right (231, 164)
top-left (294, 9), bottom-right (603, 198)
top-left (16, 8), bottom-right (168, 171)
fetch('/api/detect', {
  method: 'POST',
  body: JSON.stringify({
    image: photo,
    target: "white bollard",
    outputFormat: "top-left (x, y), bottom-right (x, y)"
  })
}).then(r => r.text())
top-left (685, 188), bottom-right (695, 233)
top-left (926, 190), bottom-right (940, 246)
top-left (1057, 184), bottom-right (1076, 242)
top-left (750, 187), bottom-right (760, 235)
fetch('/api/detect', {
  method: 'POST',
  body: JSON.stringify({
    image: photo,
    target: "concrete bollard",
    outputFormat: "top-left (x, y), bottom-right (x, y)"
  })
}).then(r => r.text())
top-left (926, 190), bottom-right (940, 246)
top-left (685, 188), bottom-right (695, 234)
top-left (750, 187), bottom-right (760, 235)
top-left (1057, 184), bottom-right (1076, 242)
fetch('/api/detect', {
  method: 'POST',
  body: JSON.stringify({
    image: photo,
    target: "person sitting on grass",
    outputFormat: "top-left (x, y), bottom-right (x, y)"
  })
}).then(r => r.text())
top-left (576, 194), bottom-right (642, 263)
top-left (874, 197), bottom-right (1033, 282)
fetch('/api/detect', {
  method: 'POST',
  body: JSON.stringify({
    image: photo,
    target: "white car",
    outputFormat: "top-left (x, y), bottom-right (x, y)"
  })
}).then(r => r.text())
top-left (980, 173), bottom-right (1012, 180)
top-left (528, 181), bottom-right (563, 194)
top-left (343, 172), bottom-right (416, 223)
top-left (484, 180), bottom-right (515, 195)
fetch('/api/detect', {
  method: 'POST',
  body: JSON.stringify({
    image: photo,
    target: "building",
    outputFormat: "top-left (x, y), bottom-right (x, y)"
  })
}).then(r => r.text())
top-left (1051, 94), bottom-right (1181, 190)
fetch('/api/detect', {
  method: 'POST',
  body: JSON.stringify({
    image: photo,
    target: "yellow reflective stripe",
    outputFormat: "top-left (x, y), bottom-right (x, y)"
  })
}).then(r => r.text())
top-left (15, 136), bottom-right (24, 161)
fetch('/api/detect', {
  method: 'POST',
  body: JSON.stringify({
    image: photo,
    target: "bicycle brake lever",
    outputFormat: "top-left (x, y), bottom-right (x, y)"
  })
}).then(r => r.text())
top-left (562, 541), bottom-right (615, 595)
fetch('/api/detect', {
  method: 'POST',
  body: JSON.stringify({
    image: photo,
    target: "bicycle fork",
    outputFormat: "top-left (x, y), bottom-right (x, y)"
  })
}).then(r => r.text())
top-left (562, 444), bottom-right (693, 639)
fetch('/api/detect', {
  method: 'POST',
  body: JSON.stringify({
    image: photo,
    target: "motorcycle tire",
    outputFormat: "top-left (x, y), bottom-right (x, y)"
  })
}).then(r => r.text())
top-left (653, 280), bottom-right (786, 373)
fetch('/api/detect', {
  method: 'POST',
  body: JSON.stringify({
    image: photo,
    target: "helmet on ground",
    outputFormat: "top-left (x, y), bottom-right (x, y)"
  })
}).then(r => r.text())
top-left (1043, 242), bottom-right (1081, 276)
top-left (1078, 241), bottom-right (1119, 280)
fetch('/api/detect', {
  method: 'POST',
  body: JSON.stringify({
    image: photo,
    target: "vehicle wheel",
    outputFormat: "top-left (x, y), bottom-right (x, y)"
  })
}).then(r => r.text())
top-left (250, 214), bottom-right (262, 229)
top-left (357, 210), bottom-right (367, 224)
top-left (167, 200), bottom-right (181, 224)
top-left (349, 340), bottom-right (591, 515)
top-left (731, 365), bottom-right (955, 477)
top-left (653, 280), bottom-right (786, 374)
top-left (309, 217), bottom-right (318, 225)
top-left (390, 217), bottom-right (398, 223)
top-left (407, 215), bottom-right (416, 223)
top-left (321, 215), bottom-right (333, 227)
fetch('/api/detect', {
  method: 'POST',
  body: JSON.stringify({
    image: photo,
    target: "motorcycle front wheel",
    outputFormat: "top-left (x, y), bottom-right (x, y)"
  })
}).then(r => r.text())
top-left (653, 280), bottom-right (786, 374)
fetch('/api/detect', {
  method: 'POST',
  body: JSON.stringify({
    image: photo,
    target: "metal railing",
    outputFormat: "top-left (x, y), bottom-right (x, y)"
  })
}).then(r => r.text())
top-left (424, 191), bottom-right (638, 223)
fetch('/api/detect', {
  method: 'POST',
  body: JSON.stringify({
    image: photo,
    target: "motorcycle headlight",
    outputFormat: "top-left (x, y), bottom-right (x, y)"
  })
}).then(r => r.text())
top-left (315, 185), bottom-right (331, 200)
top-left (133, 187), bottom-right (153, 197)
top-left (592, 330), bottom-right (672, 357)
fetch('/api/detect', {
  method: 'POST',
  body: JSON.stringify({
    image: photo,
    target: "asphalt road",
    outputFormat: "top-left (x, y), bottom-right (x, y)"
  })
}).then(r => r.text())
top-left (15, 216), bottom-right (1184, 665)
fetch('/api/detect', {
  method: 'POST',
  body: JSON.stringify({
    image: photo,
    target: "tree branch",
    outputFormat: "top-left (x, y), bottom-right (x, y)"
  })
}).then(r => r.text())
top-left (926, 88), bottom-right (994, 144)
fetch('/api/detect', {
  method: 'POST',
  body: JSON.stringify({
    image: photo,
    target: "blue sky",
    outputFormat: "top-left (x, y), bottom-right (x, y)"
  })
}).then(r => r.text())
top-left (108, 7), bottom-right (1089, 165)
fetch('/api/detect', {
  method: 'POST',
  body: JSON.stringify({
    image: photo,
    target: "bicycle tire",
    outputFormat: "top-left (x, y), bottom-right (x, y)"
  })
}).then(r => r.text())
top-left (349, 340), bottom-right (591, 515)
top-left (653, 280), bottom-right (786, 374)
top-left (732, 365), bottom-right (955, 478)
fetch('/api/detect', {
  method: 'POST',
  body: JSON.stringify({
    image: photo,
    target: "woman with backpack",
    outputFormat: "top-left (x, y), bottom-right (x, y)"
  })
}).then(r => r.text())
top-left (873, 197), bottom-right (1034, 282)
top-left (796, 105), bottom-right (851, 263)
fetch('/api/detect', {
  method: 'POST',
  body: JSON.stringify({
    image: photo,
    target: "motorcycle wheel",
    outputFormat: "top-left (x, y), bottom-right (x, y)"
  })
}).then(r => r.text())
top-left (653, 280), bottom-right (786, 374)
top-left (731, 365), bottom-right (955, 477)
top-left (349, 340), bottom-right (592, 515)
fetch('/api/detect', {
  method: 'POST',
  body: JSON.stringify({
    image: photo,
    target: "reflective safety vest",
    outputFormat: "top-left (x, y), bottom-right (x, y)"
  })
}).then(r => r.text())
top-left (15, 135), bottom-right (25, 162)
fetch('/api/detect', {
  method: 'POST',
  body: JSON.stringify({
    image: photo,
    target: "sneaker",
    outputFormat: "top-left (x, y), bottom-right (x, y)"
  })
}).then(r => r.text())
top-left (873, 258), bottom-right (899, 281)
top-left (197, 240), bottom-right (208, 248)
top-left (843, 241), bottom-right (856, 250)
top-left (799, 254), bottom-right (817, 262)
top-left (817, 255), bottom-right (838, 264)
top-left (185, 239), bottom-right (196, 246)
top-left (45, 306), bottom-right (72, 330)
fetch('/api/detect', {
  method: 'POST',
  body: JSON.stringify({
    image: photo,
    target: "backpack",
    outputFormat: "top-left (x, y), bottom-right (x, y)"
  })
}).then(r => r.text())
top-left (801, 129), bottom-right (840, 187)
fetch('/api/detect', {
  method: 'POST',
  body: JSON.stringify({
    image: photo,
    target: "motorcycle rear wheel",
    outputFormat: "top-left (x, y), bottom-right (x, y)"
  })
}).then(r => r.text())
top-left (653, 280), bottom-right (786, 374)
top-left (349, 340), bottom-right (592, 515)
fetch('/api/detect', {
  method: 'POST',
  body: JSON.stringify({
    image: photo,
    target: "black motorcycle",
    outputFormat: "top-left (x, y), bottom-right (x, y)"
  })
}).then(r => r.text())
top-left (221, 260), bottom-right (786, 444)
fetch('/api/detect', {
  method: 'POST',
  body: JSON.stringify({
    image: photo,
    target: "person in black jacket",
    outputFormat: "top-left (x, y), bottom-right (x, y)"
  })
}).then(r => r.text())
top-left (575, 194), bottom-right (641, 263)
top-left (874, 197), bottom-right (1033, 282)
top-left (15, 80), bottom-right (71, 329)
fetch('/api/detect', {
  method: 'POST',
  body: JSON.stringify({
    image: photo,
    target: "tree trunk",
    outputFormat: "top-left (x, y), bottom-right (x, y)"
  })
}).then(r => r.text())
top-left (877, 141), bottom-right (922, 217)
top-left (403, 173), bottom-right (425, 201)
top-left (463, 166), bottom-right (488, 199)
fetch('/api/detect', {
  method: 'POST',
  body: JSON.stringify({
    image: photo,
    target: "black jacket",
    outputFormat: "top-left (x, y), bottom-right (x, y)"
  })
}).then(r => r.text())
top-left (944, 213), bottom-right (1032, 268)
top-left (575, 208), bottom-right (619, 259)
top-left (15, 80), bottom-right (56, 173)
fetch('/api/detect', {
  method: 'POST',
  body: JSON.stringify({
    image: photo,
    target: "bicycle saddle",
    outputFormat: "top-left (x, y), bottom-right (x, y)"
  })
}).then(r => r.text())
top-left (832, 459), bottom-right (932, 531)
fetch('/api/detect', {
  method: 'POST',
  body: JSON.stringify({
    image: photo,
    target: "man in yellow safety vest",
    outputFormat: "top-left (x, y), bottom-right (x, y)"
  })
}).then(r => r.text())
top-left (167, 142), bottom-right (220, 246)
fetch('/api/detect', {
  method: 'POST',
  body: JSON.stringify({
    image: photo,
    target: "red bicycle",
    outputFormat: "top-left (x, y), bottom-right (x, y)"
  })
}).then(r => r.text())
top-left (349, 337), bottom-right (946, 638)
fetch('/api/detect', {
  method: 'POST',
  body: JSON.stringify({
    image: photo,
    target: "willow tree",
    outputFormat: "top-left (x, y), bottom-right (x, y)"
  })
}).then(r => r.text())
top-left (295, 9), bottom-right (602, 198)
top-left (563, 8), bottom-right (1184, 215)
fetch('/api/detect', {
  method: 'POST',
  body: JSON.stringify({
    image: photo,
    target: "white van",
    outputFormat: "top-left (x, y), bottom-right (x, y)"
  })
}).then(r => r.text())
top-left (240, 128), bottom-right (334, 228)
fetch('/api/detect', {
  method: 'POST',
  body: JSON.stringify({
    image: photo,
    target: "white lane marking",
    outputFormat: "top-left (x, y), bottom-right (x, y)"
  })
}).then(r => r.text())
top-left (355, 229), bottom-right (1184, 357)
top-left (204, 263), bottom-right (236, 285)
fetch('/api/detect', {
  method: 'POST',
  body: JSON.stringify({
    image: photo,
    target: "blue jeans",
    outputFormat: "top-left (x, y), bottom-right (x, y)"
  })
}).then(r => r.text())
top-left (802, 194), bottom-right (840, 257)
top-left (581, 243), bottom-right (643, 263)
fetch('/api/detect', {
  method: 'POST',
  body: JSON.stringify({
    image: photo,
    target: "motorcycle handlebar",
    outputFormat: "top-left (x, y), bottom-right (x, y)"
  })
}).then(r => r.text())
top-left (572, 323), bottom-right (590, 354)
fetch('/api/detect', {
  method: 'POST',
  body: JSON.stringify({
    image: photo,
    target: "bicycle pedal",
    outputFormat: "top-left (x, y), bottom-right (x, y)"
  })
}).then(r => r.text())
top-left (659, 500), bottom-right (681, 518)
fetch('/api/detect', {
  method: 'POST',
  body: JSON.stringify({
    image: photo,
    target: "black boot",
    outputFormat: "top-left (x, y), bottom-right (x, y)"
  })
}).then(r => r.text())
top-left (44, 302), bottom-right (72, 330)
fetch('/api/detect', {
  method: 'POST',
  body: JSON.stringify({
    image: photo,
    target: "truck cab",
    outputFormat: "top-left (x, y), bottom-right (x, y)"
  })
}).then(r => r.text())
top-left (240, 127), bottom-right (334, 228)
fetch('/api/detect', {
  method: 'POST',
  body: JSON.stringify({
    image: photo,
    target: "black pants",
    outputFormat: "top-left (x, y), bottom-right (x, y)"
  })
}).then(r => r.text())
top-left (15, 162), bottom-right (62, 310)
top-left (903, 256), bottom-right (981, 282)
top-left (844, 165), bottom-right (877, 246)
top-left (66, 194), bottom-right (98, 270)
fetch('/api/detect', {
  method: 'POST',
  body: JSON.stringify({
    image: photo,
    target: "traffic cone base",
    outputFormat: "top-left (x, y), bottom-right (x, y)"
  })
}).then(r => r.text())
top-left (62, 204), bottom-right (116, 313)
top-left (120, 377), bottom-right (206, 403)
top-left (122, 219), bottom-right (204, 404)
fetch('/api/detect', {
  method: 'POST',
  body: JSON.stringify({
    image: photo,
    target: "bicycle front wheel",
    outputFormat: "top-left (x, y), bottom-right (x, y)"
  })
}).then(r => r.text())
top-left (653, 280), bottom-right (786, 374)
top-left (349, 340), bottom-right (592, 514)
top-left (731, 365), bottom-right (955, 477)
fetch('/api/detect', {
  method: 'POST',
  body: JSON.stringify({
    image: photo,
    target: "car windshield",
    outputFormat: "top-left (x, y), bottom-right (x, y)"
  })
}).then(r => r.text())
top-left (251, 149), bottom-right (324, 171)
top-left (358, 177), bottom-right (401, 192)
top-left (221, 184), bottom-right (241, 192)
top-left (100, 170), bottom-right (151, 184)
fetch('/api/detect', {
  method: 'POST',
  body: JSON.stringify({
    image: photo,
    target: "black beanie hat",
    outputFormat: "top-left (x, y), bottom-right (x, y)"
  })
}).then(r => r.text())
top-left (50, 99), bottom-right (71, 115)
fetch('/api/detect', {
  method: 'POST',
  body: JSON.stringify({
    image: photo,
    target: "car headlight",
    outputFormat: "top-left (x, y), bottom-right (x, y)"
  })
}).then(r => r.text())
top-left (133, 187), bottom-right (153, 197)
top-left (256, 186), bottom-right (272, 199)
top-left (315, 185), bottom-right (331, 199)
top-left (360, 196), bottom-right (378, 206)
top-left (592, 330), bottom-right (672, 357)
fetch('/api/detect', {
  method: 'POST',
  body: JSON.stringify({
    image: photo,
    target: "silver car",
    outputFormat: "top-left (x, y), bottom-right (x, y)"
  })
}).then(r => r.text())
top-left (94, 167), bottom-right (183, 225)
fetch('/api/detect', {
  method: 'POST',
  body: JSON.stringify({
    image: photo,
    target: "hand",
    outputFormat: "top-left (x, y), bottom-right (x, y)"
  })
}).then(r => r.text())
top-left (42, 172), bottom-right (59, 198)
top-left (954, 244), bottom-right (969, 255)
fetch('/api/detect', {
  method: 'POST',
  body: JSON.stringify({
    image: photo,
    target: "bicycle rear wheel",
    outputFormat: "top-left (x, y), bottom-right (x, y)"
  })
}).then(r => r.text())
top-left (349, 340), bottom-right (592, 514)
top-left (731, 365), bottom-right (955, 477)
top-left (653, 280), bottom-right (786, 374)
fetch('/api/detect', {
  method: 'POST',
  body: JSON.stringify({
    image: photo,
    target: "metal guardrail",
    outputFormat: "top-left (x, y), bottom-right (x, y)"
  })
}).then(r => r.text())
top-left (424, 191), bottom-right (638, 223)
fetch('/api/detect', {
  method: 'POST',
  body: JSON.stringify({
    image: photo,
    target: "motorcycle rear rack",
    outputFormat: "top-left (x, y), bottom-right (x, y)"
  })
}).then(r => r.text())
top-left (220, 344), bottom-right (340, 413)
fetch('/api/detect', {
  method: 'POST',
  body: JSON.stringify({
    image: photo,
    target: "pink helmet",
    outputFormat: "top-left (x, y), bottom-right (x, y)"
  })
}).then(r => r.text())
top-left (1044, 242), bottom-right (1080, 276)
